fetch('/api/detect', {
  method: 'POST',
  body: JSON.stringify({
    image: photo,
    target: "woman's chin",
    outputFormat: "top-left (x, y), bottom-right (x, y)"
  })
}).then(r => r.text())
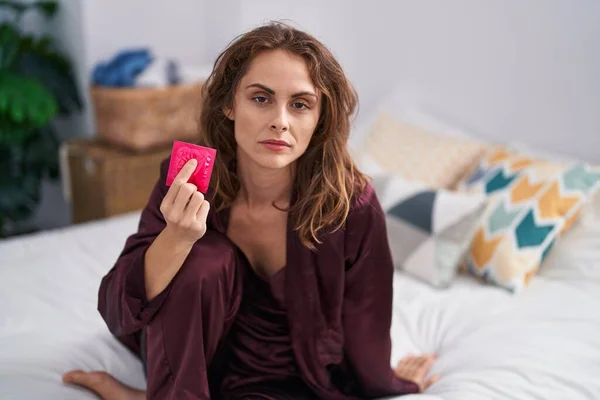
top-left (254, 153), bottom-right (296, 170)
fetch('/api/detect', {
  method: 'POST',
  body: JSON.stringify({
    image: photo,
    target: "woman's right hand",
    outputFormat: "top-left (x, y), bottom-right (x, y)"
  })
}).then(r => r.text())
top-left (394, 354), bottom-right (440, 392)
top-left (159, 158), bottom-right (210, 245)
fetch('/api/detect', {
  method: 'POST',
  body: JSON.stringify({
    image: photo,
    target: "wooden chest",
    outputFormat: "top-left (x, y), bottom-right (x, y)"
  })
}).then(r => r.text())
top-left (65, 138), bottom-right (170, 223)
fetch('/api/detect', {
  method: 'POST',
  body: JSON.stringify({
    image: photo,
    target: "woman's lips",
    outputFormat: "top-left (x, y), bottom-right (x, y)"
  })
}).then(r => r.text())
top-left (260, 139), bottom-right (290, 151)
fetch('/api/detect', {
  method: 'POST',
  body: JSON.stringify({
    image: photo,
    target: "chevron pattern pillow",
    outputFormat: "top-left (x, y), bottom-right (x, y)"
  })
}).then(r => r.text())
top-left (459, 147), bottom-right (600, 292)
top-left (371, 174), bottom-right (486, 288)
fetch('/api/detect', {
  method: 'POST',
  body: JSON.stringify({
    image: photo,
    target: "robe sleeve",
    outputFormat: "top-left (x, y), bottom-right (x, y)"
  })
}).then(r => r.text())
top-left (342, 183), bottom-right (420, 397)
top-left (97, 158), bottom-right (173, 337)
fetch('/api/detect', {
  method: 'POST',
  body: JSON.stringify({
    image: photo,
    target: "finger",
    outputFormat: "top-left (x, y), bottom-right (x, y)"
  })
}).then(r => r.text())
top-left (416, 354), bottom-right (436, 365)
top-left (405, 356), bottom-right (420, 371)
top-left (423, 355), bottom-right (436, 369)
top-left (398, 354), bottom-right (414, 364)
top-left (395, 358), bottom-right (412, 374)
top-left (165, 159), bottom-right (198, 205)
top-left (396, 358), bottom-right (410, 368)
top-left (406, 359), bottom-right (426, 382)
top-left (416, 354), bottom-right (433, 368)
top-left (184, 192), bottom-right (204, 220)
top-left (411, 355), bottom-right (427, 367)
top-left (174, 183), bottom-right (197, 214)
top-left (424, 374), bottom-right (441, 390)
top-left (163, 182), bottom-right (179, 207)
top-left (396, 362), bottom-right (418, 379)
top-left (413, 356), bottom-right (436, 383)
top-left (394, 364), bottom-right (406, 379)
top-left (174, 158), bottom-right (198, 185)
top-left (416, 355), bottom-right (436, 375)
top-left (196, 200), bottom-right (210, 223)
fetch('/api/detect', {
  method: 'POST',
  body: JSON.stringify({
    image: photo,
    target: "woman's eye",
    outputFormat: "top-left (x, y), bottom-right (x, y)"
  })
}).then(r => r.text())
top-left (252, 96), bottom-right (269, 105)
top-left (292, 102), bottom-right (309, 110)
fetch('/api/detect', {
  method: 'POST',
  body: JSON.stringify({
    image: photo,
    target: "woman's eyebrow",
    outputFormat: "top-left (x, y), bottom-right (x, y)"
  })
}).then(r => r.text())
top-left (291, 91), bottom-right (318, 99)
top-left (245, 83), bottom-right (317, 99)
top-left (246, 83), bottom-right (275, 94)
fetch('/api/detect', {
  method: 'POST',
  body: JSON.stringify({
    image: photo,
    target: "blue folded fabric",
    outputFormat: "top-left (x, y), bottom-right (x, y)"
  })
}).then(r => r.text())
top-left (92, 48), bottom-right (154, 87)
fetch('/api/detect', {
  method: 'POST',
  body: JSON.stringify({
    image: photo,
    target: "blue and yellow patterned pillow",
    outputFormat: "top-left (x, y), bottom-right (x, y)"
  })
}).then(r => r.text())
top-left (459, 147), bottom-right (600, 292)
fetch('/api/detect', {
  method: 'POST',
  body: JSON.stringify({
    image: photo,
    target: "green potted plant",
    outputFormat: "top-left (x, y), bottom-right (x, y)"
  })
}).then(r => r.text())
top-left (0, 0), bottom-right (83, 237)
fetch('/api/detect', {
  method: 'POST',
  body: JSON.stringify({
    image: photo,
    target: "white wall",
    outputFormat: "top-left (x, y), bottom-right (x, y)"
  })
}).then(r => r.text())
top-left (234, 0), bottom-right (600, 163)
top-left (22, 0), bottom-right (600, 231)
top-left (82, 0), bottom-right (207, 71)
top-left (47, 0), bottom-right (600, 162)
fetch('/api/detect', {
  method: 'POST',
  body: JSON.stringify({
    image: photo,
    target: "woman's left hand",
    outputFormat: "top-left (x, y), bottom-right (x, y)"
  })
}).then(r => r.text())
top-left (394, 353), bottom-right (440, 392)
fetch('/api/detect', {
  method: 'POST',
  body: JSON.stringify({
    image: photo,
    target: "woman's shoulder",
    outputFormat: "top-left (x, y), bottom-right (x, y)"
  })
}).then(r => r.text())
top-left (341, 178), bottom-right (386, 240)
top-left (348, 178), bottom-right (383, 219)
top-left (340, 178), bottom-right (389, 262)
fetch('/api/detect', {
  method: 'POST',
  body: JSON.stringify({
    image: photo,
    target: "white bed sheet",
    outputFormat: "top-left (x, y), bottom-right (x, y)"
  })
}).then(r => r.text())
top-left (1, 199), bottom-right (599, 400)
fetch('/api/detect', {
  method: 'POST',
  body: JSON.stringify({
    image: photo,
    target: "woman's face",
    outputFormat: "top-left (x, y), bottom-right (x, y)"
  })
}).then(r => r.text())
top-left (226, 49), bottom-right (321, 170)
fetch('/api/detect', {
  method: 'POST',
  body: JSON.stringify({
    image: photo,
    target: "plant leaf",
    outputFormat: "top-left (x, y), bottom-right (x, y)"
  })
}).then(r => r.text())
top-left (16, 34), bottom-right (83, 114)
top-left (32, 1), bottom-right (58, 17)
top-left (24, 125), bottom-right (60, 179)
top-left (0, 115), bottom-right (35, 144)
top-left (0, 72), bottom-right (58, 132)
top-left (0, 0), bottom-right (58, 17)
top-left (0, 143), bottom-right (42, 225)
top-left (0, 124), bottom-right (59, 234)
top-left (0, 23), bottom-right (21, 69)
top-left (0, 1), bottom-right (26, 14)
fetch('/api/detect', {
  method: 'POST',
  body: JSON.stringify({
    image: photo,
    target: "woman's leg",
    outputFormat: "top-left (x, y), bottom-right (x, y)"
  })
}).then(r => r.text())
top-left (144, 230), bottom-right (243, 399)
top-left (223, 379), bottom-right (319, 400)
top-left (63, 231), bottom-right (243, 400)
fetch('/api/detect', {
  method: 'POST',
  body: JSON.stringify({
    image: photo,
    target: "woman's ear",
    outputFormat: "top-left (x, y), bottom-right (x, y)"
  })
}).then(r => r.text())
top-left (223, 105), bottom-right (235, 121)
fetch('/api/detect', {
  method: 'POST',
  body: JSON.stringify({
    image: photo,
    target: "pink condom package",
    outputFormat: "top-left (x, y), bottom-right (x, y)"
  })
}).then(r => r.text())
top-left (165, 140), bottom-right (217, 193)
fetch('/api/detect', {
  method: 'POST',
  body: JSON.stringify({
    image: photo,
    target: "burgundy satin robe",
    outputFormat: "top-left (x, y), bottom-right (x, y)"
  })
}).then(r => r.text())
top-left (97, 157), bottom-right (419, 399)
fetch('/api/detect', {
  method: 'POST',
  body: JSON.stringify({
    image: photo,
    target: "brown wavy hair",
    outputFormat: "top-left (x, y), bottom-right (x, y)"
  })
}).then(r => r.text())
top-left (198, 21), bottom-right (368, 250)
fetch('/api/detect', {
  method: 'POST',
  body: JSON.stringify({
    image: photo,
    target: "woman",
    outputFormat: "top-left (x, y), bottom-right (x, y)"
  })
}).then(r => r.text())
top-left (63, 22), bottom-right (440, 399)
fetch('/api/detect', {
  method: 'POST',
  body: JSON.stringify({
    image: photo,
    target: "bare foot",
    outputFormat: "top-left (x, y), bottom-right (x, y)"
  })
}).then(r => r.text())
top-left (62, 370), bottom-right (146, 400)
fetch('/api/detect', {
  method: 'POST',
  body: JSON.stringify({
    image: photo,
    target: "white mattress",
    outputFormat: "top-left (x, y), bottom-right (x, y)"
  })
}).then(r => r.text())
top-left (1, 199), bottom-right (600, 400)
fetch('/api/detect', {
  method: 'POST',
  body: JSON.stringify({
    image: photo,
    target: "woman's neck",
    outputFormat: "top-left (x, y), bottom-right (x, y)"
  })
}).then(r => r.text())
top-left (236, 153), bottom-right (294, 212)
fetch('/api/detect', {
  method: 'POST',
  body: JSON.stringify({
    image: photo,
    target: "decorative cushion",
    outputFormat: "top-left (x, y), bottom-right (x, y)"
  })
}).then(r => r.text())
top-left (458, 146), bottom-right (562, 195)
top-left (359, 112), bottom-right (487, 189)
top-left (458, 147), bottom-right (600, 292)
top-left (371, 174), bottom-right (486, 288)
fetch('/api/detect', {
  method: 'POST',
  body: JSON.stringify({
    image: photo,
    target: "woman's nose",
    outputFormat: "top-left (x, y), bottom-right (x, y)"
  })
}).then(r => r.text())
top-left (270, 108), bottom-right (289, 132)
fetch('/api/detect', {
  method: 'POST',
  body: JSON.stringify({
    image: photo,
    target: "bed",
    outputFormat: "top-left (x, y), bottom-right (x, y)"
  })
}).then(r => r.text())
top-left (1, 189), bottom-right (599, 399)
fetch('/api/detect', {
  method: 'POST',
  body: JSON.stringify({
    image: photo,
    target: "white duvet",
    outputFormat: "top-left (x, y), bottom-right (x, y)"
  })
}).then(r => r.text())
top-left (1, 198), bottom-right (599, 400)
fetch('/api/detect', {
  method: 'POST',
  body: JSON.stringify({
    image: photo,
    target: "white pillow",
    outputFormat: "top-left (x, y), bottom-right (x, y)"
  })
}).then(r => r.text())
top-left (355, 112), bottom-right (487, 189)
top-left (349, 89), bottom-right (489, 184)
top-left (538, 192), bottom-right (600, 281)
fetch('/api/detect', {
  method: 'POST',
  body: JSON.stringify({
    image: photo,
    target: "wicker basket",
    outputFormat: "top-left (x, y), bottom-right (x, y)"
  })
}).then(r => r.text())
top-left (90, 82), bottom-right (204, 152)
